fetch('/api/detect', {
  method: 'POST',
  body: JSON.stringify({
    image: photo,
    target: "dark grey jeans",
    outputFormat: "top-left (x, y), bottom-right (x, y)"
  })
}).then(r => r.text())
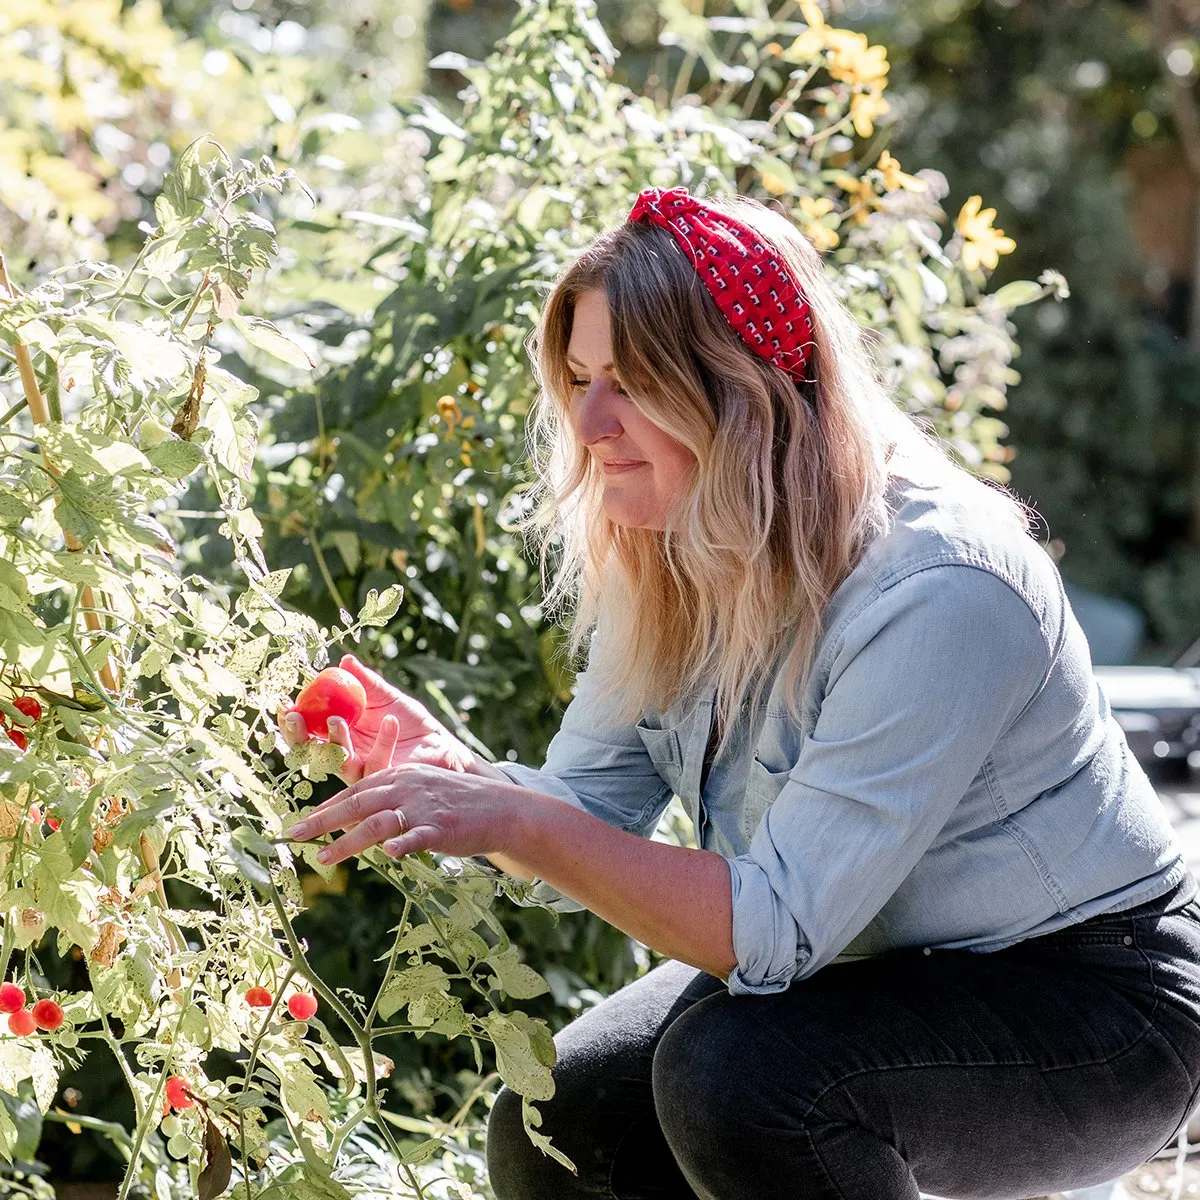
top-left (486, 875), bottom-right (1200, 1199)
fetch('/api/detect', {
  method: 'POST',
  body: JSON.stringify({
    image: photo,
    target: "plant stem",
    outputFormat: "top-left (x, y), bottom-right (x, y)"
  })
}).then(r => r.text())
top-left (177, 268), bottom-right (212, 334)
top-left (0, 396), bottom-right (28, 426)
top-left (365, 894), bottom-right (412, 1029)
top-left (116, 957), bottom-right (209, 1200)
top-left (670, 49), bottom-right (699, 106)
top-left (267, 876), bottom-right (429, 1197)
top-left (308, 525), bottom-right (347, 611)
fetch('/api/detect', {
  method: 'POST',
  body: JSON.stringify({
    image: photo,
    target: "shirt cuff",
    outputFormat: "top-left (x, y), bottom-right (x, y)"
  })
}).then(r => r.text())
top-left (485, 762), bottom-right (587, 913)
top-left (725, 854), bottom-right (810, 996)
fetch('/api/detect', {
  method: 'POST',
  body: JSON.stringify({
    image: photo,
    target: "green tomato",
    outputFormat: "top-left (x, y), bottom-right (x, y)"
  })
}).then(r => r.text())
top-left (167, 1131), bottom-right (191, 1159)
top-left (161, 1114), bottom-right (183, 1138)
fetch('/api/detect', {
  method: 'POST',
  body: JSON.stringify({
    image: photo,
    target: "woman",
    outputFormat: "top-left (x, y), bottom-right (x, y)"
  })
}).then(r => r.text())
top-left (284, 186), bottom-right (1200, 1199)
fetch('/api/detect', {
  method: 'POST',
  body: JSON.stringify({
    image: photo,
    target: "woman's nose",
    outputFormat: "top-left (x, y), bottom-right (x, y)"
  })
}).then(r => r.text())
top-left (573, 384), bottom-right (624, 446)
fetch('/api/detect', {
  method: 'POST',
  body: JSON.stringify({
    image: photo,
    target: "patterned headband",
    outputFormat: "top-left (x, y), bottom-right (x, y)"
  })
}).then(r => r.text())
top-left (626, 185), bottom-right (816, 383)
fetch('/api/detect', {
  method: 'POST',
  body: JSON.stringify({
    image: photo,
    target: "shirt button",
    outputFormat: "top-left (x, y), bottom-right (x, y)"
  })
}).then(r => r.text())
top-left (923, 947), bottom-right (932, 956)
top-left (1123, 935), bottom-right (1133, 946)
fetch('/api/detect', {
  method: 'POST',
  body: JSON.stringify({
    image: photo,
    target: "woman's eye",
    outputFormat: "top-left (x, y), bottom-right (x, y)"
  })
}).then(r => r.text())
top-left (569, 378), bottom-right (626, 396)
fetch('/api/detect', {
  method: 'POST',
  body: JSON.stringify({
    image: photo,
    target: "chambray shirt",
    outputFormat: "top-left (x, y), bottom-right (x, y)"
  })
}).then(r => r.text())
top-left (495, 442), bottom-right (1189, 996)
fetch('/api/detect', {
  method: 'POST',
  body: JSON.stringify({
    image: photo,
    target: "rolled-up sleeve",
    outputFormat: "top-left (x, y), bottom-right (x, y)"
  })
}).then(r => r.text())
top-left (726, 564), bottom-right (1052, 995)
top-left (492, 633), bottom-right (675, 911)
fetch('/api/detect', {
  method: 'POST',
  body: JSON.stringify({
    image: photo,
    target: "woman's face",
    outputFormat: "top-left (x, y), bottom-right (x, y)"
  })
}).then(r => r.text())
top-left (565, 288), bottom-right (696, 532)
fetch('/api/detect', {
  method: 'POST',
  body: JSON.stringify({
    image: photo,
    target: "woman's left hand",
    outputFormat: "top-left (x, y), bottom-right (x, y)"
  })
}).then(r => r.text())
top-left (285, 764), bottom-right (528, 867)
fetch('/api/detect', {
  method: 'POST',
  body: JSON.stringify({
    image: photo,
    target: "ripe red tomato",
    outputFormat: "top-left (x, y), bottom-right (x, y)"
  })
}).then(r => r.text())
top-left (7, 730), bottom-right (27, 752)
top-left (12, 697), bottom-right (41, 723)
top-left (245, 986), bottom-right (273, 1008)
top-left (7, 1010), bottom-right (35, 1037)
top-left (287, 992), bottom-right (318, 1021)
top-left (46, 817), bottom-right (60, 832)
top-left (165, 1075), bottom-right (194, 1110)
top-left (289, 667), bottom-right (366, 740)
top-left (31, 999), bottom-right (64, 1032)
top-left (0, 983), bottom-right (25, 1014)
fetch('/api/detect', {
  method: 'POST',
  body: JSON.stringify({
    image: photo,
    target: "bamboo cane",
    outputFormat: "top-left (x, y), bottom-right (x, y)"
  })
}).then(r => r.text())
top-left (0, 249), bottom-right (181, 986)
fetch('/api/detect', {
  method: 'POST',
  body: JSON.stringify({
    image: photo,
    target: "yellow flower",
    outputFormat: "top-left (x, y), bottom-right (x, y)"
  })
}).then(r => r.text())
top-left (804, 222), bottom-right (840, 252)
top-left (956, 195), bottom-right (1017, 271)
top-left (798, 0), bottom-right (825, 27)
top-left (847, 176), bottom-right (879, 225)
top-left (437, 395), bottom-right (462, 437)
top-left (849, 90), bottom-right (890, 138)
top-left (825, 29), bottom-right (890, 87)
top-left (798, 195), bottom-right (835, 221)
top-left (876, 150), bottom-right (925, 193)
top-left (788, 27), bottom-right (824, 60)
top-left (797, 194), bottom-right (839, 251)
top-left (829, 173), bottom-right (879, 226)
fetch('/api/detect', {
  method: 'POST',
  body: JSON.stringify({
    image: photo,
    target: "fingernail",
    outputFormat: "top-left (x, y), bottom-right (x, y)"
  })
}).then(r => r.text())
top-left (316, 847), bottom-right (332, 863)
top-left (286, 821), bottom-right (309, 838)
top-left (382, 839), bottom-right (402, 856)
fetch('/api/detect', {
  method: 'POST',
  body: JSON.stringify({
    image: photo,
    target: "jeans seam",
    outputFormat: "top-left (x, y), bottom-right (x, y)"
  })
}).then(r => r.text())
top-left (806, 994), bottom-right (1160, 1117)
top-left (808, 1123), bottom-right (857, 1200)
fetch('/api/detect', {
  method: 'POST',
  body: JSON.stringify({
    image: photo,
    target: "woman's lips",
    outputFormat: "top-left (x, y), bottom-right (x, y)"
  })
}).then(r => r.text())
top-left (600, 461), bottom-right (644, 474)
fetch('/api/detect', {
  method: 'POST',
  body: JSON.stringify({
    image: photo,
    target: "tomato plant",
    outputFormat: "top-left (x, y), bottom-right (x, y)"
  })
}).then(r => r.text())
top-left (0, 135), bottom-right (565, 1198)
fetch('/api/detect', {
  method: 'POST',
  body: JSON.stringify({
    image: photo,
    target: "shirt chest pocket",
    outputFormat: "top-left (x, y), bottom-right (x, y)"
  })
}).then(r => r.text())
top-left (635, 720), bottom-right (684, 796)
top-left (743, 756), bottom-right (793, 843)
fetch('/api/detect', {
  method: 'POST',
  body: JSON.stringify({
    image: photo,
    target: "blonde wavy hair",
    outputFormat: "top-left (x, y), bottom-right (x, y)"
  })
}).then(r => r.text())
top-left (514, 192), bottom-right (1033, 761)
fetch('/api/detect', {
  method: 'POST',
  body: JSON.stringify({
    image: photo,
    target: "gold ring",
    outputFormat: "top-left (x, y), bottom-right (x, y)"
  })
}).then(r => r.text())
top-left (392, 806), bottom-right (408, 837)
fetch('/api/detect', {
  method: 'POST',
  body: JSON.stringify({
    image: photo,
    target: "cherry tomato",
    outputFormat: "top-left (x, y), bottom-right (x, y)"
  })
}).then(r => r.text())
top-left (245, 986), bottom-right (273, 1008)
top-left (0, 984), bottom-right (25, 1014)
top-left (287, 992), bottom-right (318, 1021)
top-left (7, 1010), bottom-right (35, 1037)
top-left (7, 730), bottom-right (27, 752)
top-left (12, 697), bottom-right (41, 723)
top-left (289, 667), bottom-right (366, 740)
top-left (31, 999), bottom-right (64, 1032)
top-left (164, 1075), bottom-right (194, 1110)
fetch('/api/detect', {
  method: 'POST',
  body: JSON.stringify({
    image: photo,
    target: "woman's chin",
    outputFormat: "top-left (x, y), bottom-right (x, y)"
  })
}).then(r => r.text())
top-left (605, 506), bottom-right (665, 532)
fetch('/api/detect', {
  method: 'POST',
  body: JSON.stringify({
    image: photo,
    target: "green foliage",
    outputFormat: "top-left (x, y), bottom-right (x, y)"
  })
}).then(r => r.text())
top-left (880, 0), bottom-right (1200, 657)
top-left (0, 137), bottom-right (564, 1196)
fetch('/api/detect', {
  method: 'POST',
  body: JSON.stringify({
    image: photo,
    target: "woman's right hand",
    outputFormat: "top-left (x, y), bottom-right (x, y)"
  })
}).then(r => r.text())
top-left (278, 654), bottom-right (476, 783)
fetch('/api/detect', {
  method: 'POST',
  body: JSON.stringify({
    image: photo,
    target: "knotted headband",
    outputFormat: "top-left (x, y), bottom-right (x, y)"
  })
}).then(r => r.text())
top-left (626, 185), bottom-right (816, 383)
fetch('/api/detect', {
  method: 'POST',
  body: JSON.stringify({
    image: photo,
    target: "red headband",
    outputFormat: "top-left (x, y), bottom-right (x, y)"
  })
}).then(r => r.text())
top-left (626, 185), bottom-right (816, 383)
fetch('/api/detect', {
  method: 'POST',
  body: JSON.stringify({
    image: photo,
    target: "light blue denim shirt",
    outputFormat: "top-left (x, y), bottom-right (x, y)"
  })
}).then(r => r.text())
top-left (495, 443), bottom-right (1189, 996)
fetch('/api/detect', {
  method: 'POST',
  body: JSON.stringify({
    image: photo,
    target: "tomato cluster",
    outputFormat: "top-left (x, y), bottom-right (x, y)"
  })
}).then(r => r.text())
top-left (1, 981), bottom-right (64, 1036)
top-left (242, 985), bottom-right (318, 1021)
top-left (2, 695), bottom-right (42, 752)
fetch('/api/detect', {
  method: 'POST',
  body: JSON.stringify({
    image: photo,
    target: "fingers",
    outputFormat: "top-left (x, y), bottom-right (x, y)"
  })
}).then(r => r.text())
top-left (278, 708), bottom-right (308, 749)
top-left (363, 714), bottom-right (399, 777)
top-left (314, 806), bottom-right (408, 866)
top-left (382, 825), bottom-right (440, 858)
top-left (328, 717), bottom-right (363, 783)
top-left (288, 772), bottom-right (407, 838)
